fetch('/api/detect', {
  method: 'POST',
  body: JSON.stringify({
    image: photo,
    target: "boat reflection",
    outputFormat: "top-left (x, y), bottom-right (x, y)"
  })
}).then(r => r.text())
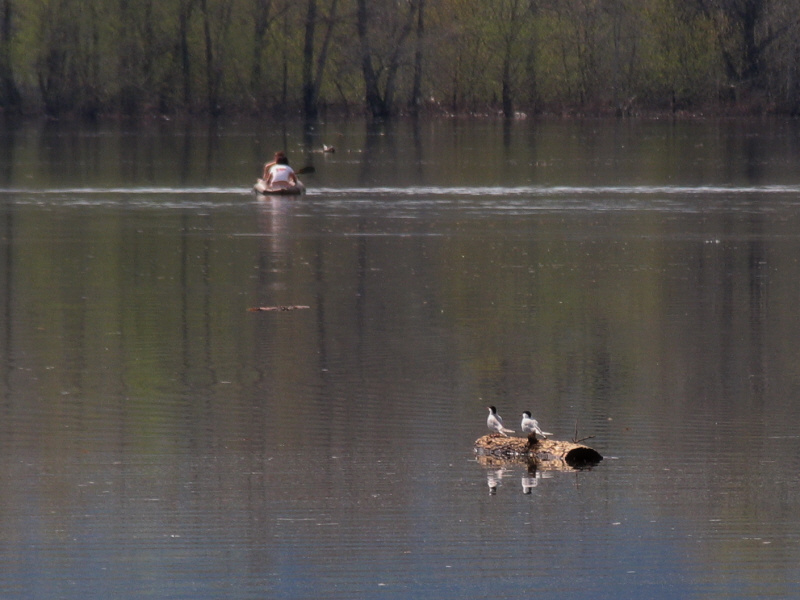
top-left (255, 195), bottom-right (293, 256)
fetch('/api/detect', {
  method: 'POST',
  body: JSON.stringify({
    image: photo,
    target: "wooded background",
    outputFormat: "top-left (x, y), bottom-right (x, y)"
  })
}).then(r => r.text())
top-left (0, 0), bottom-right (798, 118)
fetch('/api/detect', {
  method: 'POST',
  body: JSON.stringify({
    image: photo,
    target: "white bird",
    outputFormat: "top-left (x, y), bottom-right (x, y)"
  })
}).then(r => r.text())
top-left (521, 411), bottom-right (552, 439)
top-left (487, 405), bottom-right (514, 436)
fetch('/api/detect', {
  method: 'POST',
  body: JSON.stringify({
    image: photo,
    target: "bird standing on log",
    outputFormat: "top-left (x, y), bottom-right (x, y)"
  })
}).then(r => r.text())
top-left (521, 411), bottom-right (552, 439)
top-left (487, 406), bottom-right (515, 436)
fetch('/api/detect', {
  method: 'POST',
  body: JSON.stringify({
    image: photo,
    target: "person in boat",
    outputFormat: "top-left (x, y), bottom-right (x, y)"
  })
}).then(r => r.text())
top-left (261, 151), bottom-right (283, 179)
top-left (263, 151), bottom-right (298, 188)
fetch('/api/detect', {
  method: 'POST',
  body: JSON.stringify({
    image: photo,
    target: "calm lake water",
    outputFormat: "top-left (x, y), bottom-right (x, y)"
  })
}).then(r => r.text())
top-left (1, 116), bottom-right (800, 599)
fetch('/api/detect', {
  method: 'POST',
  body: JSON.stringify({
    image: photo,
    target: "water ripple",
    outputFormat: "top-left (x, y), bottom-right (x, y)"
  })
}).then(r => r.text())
top-left (1, 185), bottom-right (798, 216)
top-left (307, 184), bottom-right (800, 197)
top-left (0, 184), bottom-right (799, 198)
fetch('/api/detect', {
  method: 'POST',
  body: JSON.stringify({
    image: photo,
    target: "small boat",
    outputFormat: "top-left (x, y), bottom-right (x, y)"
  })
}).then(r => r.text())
top-left (253, 178), bottom-right (306, 196)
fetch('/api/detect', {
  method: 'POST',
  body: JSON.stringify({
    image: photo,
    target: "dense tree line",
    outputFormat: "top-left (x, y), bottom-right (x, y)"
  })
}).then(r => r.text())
top-left (0, 0), bottom-right (798, 118)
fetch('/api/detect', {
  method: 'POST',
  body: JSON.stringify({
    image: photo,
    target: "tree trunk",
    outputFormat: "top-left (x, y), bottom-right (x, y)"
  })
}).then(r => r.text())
top-left (356, 0), bottom-right (417, 118)
top-left (501, 52), bottom-right (513, 118)
top-left (740, 0), bottom-right (764, 87)
top-left (178, 0), bottom-right (196, 110)
top-left (201, 0), bottom-right (218, 115)
top-left (312, 0), bottom-right (338, 113)
top-left (410, 0), bottom-right (425, 115)
top-left (356, 0), bottom-right (386, 118)
top-left (251, 0), bottom-right (272, 96)
top-left (0, 0), bottom-right (19, 110)
top-left (301, 0), bottom-right (340, 119)
top-left (302, 0), bottom-right (318, 119)
top-left (695, 0), bottom-right (767, 93)
top-left (118, 0), bottom-right (139, 114)
top-left (38, 2), bottom-right (79, 115)
top-left (82, 1), bottom-right (101, 117)
top-left (382, 2), bottom-right (416, 113)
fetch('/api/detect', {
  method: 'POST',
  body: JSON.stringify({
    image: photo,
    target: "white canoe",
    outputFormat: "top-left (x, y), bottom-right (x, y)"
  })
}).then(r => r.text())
top-left (253, 178), bottom-right (306, 196)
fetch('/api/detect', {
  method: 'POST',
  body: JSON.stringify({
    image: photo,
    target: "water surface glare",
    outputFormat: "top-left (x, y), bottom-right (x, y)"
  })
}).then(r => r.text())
top-left (5, 184), bottom-right (800, 218)
top-left (1, 118), bottom-right (800, 599)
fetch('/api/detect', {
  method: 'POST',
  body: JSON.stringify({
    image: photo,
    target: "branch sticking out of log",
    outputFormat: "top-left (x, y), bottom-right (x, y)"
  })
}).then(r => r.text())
top-left (572, 419), bottom-right (595, 444)
top-left (474, 434), bottom-right (602, 471)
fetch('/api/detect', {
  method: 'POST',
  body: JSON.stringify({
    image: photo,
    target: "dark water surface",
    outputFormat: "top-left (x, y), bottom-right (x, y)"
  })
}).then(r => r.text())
top-left (1, 117), bottom-right (800, 599)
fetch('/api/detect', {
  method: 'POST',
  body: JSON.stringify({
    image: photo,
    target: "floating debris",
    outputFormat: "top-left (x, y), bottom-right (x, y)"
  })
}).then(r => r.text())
top-left (474, 434), bottom-right (602, 471)
top-left (248, 305), bottom-right (311, 312)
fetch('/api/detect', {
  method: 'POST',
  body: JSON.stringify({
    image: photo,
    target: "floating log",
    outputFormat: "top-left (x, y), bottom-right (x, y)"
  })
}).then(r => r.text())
top-left (474, 433), bottom-right (602, 471)
top-left (248, 305), bottom-right (310, 312)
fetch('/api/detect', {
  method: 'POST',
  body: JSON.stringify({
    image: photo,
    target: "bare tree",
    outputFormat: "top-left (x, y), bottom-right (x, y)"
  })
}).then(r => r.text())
top-left (356, 0), bottom-right (418, 118)
top-left (177, 0), bottom-right (198, 109)
top-left (692, 0), bottom-right (800, 97)
top-left (487, 0), bottom-right (534, 117)
top-left (302, 0), bottom-right (339, 119)
top-left (200, 0), bottom-right (235, 115)
top-left (410, 0), bottom-right (425, 114)
top-left (0, 0), bottom-right (20, 111)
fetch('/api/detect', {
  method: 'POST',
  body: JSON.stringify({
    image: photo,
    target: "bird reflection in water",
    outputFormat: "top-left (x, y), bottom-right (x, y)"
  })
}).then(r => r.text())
top-left (521, 467), bottom-right (552, 493)
top-left (485, 465), bottom-right (554, 494)
top-left (486, 468), bottom-right (506, 494)
top-left (521, 472), bottom-right (537, 494)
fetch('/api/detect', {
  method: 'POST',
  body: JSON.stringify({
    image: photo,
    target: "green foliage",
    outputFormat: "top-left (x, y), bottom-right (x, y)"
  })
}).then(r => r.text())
top-left (639, 0), bottom-right (720, 108)
top-left (1, 0), bottom-right (799, 116)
